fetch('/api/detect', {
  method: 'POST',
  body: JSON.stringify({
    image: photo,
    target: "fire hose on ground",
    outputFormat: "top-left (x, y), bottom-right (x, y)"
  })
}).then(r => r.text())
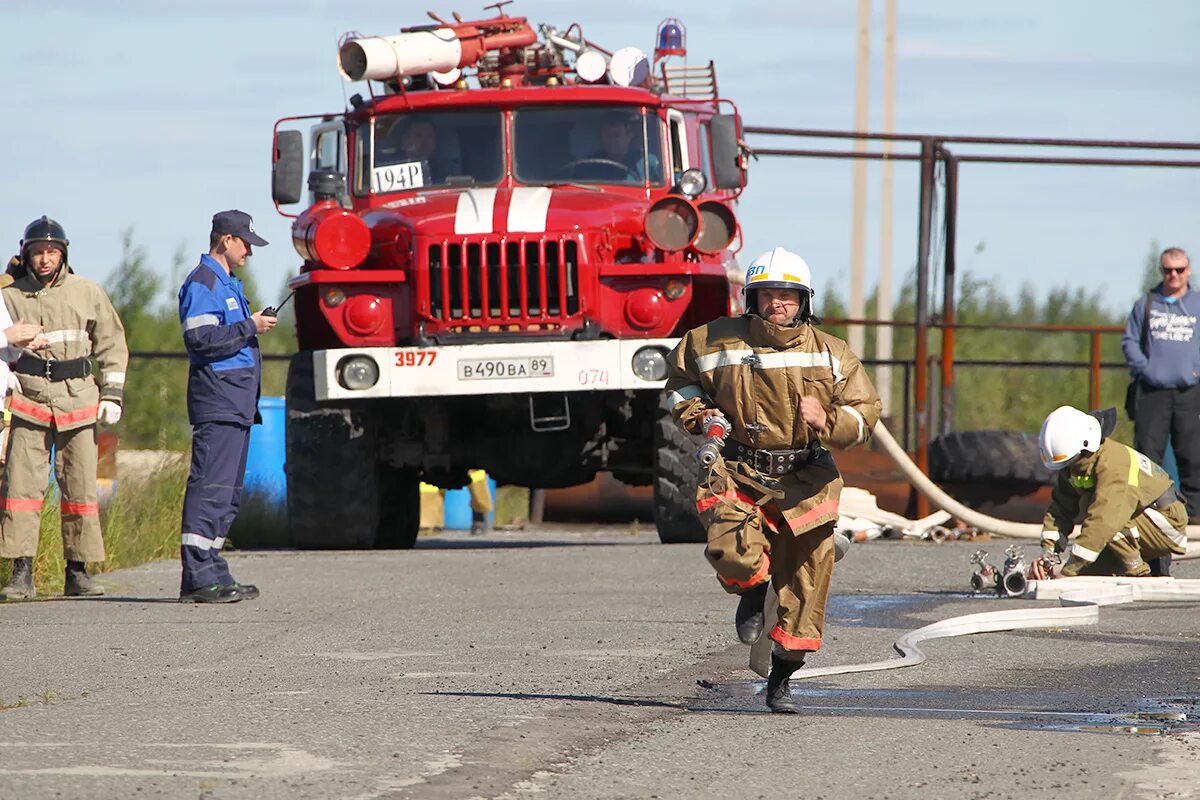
top-left (745, 421), bottom-right (1200, 680)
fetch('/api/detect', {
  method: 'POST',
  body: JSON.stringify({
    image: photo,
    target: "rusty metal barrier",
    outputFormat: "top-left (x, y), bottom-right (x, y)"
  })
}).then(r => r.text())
top-left (746, 125), bottom-right (1200, 515)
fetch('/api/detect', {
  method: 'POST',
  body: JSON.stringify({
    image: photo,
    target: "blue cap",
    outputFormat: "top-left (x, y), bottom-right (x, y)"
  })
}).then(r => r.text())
top-left (211, 209), bottom-right (268, 247)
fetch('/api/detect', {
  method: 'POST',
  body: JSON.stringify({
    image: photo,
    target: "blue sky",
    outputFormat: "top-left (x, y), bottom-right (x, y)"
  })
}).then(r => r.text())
top-left (3, 0), bottom-right (1198, 314)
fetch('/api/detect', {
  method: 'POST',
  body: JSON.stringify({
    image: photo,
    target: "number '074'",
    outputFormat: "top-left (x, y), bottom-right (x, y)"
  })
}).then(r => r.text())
top-left (395, 351), bottom-right (437, 367)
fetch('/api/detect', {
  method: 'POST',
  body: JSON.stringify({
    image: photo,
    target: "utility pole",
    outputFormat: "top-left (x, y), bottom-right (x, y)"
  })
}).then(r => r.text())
top-left (877, 0), bottom-right (896, 415)
top-left (848, 0), bottom-right (871, 356)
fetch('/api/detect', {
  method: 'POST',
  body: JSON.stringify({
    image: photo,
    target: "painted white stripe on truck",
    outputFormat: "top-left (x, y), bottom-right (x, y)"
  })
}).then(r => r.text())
top-left (507, 187), bottom-right (552, 233)
top-left (454, 188), bottom-right (497, 234)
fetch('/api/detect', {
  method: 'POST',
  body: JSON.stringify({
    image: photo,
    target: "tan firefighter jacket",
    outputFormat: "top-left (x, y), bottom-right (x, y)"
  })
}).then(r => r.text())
top-left (2, 267), bottom-right (128, 432)
top-left (665, 314), bottom-right (882, 534)
top-left (1042, 437), bottom-right (1185, 563)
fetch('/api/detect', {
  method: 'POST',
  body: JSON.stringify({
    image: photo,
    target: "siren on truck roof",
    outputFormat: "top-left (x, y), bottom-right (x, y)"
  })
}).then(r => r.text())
top-left (336, 7), bottom-right (663, 91)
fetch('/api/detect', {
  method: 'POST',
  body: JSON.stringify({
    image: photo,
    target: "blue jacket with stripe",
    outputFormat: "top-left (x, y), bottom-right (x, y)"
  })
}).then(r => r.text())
top-left (178, 255), bottom-right (261, 425)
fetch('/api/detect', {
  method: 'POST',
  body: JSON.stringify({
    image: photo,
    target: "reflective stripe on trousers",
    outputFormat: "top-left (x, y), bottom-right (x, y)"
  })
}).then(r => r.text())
top-left (179, 421), bottom-right (250, 592)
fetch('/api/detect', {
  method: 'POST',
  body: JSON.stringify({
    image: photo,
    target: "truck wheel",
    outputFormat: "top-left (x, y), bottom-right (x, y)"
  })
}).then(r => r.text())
top-left (285, 353), bottom-right (380, 549)
top-left (653, 393), bottom-right (707, 544)
top-left (376, 466), bottom-right (420, 549)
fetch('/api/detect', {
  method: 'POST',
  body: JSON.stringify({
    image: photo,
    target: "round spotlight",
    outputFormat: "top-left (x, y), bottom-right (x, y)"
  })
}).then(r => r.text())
top-left (608, 47), bottom-right (650, 87)
top-left (324, 288), bottom-right (346, 307)
top-left (336, 355), bottom-right (380, 390)
top-left (645, 196), bottom-right (699, 252)
top-left (694, 201), bottom-right (738, 255)
top-left (292, 206), bottom-right (371, 269)
top-left (677, 168), bottom-right (707, 199)
top-left (343, 294), bottom-right (385, 335)
top-left (624, 288), bottom-right (665, 330)
top-left (632, 346), bottom-right (668, 381)
top-left (576, 49), bottom-right (608, 83)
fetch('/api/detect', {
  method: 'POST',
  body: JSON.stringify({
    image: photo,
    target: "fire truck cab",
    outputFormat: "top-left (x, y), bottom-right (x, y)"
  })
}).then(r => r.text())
top-left (272, 10), bottom-right (748, 548)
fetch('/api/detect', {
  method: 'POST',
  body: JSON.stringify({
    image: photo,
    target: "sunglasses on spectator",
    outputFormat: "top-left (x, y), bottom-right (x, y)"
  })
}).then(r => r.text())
top-left (1162, 266), bottom-right (1189, 275)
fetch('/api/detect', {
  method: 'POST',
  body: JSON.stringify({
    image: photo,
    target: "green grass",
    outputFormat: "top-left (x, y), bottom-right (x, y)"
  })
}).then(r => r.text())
top-left (226, 489), bottom-right (289, 549)
top-left (0, 461), bottom-right (189, 597)
top-left (495, 485), bottom-right (530, 528)
top-left (0, 467), bottom-right (532, 598)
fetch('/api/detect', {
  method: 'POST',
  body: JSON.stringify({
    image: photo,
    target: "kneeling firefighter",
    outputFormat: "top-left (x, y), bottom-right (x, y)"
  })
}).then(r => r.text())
top-left (665, 247), bottom-right (882, 713)
top-left (1035, 405), bottom-right (1187, 578)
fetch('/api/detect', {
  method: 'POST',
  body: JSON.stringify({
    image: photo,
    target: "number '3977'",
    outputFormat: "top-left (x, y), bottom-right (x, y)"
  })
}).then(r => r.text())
top-left (395, 351), bottom-right (438, 367)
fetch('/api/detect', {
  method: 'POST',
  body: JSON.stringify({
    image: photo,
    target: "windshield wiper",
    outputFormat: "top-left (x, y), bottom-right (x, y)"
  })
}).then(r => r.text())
top-left (542, 182), bottom-right (604, 193)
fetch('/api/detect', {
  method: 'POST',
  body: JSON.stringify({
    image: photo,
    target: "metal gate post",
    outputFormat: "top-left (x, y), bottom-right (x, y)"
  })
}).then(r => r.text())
top-left (914, 139), bottom-right (937, 517)
top-left (941, 151), bottom-right (959, 437)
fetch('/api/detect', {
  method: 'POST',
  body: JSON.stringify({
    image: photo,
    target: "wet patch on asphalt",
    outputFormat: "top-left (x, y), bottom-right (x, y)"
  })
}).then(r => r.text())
top-left (825, 592), bottom-right (949, 628)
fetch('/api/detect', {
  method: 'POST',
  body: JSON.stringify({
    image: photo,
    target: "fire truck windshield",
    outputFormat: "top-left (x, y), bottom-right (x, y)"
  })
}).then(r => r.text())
top-left (365, 110), bottom-right (503, 193)
top-left (514, 106), bottom-right (664, 186)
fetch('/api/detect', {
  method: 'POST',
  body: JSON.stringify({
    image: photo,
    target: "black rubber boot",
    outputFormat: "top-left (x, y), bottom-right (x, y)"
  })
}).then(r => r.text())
top-left (1149, 555), bottom-right (1172, 577)
top-left (470, 511), bottom-right (488, 536)
top-left (765, 652), bottom-right (805, 714)
top-left (64, 561), bottom-right (105, 597)
top-left (0, 557), bottom-right (36, 601)
top-left (735, 581), bottom-right (770, 644)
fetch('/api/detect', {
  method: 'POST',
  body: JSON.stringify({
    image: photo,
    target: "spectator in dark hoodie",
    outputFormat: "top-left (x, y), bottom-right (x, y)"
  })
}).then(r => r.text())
top-left (1122, 247), bottom-right (1200, 522)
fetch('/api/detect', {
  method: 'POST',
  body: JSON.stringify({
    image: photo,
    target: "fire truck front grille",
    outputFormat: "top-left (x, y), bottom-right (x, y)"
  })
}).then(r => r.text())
top-left (427, 238), bottom-right (580, 324)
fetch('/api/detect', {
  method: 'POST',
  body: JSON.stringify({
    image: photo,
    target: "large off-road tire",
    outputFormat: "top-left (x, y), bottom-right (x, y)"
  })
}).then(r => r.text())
top-left (285, 353), bottom-right (380, 549)
top-left (376, 466), bottom-right (420, 549)
top-left (653, 393), bottom-right (707, 544)
top-left (928, 429), bottom-right (1052, 507)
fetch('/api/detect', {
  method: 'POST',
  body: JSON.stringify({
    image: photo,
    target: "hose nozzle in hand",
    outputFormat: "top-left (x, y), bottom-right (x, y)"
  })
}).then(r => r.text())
top-left (696, 415), bottom-right (731, 469)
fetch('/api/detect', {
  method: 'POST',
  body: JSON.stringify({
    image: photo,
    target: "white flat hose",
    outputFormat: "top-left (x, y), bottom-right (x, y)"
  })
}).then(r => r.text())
top-left (871, 420), bottom-right (1200, 559)
top-left (793, 576), bottom-right (1200, 681)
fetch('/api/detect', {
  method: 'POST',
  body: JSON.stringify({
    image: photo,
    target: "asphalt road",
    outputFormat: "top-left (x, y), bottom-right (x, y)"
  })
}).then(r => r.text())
top-left (1, 529), bottom-right (1197, 800)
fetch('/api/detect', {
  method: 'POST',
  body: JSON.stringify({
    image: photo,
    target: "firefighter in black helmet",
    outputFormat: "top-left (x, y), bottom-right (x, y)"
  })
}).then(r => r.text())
top-left (0, 216), bottom-right (128, 601)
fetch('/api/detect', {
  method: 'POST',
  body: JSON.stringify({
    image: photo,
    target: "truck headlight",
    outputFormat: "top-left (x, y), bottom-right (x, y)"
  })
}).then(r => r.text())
top-left (337, 355), bottom-right (380, 390)
top-left (632, 346), bottom-right (668, 381)
top-left (677, 168), bottom-right (707, 199)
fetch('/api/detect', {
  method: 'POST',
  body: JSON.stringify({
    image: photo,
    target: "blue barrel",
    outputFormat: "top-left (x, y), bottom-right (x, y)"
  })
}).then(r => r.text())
top-left (244, 396), bottom-right (287, 505)
top-left (444, 477), bottom-right (496, 530)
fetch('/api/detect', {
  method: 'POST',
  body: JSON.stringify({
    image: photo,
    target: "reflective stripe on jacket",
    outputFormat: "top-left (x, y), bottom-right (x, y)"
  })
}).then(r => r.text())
top-left (2, 268), bottom-right (128, 431)
top-left (178, 256), bottom-right (261, 425)
top-left (1043, 438), bottom-right (1183, 561)
top-left (665, 314), bottom-right (882, 534)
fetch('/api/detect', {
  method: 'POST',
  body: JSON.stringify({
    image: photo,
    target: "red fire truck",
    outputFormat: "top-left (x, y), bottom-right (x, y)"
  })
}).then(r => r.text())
top-left (272, 9), bottom-right (748, 548)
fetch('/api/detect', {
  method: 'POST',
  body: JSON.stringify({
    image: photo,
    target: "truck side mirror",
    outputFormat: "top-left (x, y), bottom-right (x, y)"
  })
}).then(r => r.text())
top-left (273, 130), bottom-right (304, 205)
top-left (710, 115), bottom-right (745, 190)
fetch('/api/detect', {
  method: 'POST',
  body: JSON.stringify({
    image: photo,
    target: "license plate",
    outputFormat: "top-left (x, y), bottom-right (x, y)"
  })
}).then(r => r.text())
top-left (457, 357), bottom-right (554, 380)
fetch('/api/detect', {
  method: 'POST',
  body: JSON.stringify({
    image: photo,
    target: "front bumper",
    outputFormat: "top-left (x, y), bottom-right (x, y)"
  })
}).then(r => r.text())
top-left (313, 338), bottom-right (680, 401)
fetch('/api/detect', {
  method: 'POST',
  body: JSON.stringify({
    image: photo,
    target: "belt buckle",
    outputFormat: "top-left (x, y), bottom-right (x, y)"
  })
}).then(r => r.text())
top-left (44, 358), bottom-right (55, 380)
top-left (753, 449), bottom-right (772, 474)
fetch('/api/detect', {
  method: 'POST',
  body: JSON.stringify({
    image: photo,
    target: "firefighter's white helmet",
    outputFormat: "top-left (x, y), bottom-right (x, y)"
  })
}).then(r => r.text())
top-left (742, 247), bottom-right (813, 297)
top-left (1038, 405), bottom-right (1102, 471)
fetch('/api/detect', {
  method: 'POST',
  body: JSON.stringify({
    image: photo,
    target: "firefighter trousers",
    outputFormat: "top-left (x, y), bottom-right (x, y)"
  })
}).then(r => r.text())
top-left (700, 476), bottom-right (835, 654)
top-left (1078, 501), bottom-right (1188, 576)
top-left (0, 418), bottom-right (104, 562)
top-left (179, 421), bottom-right (250, 592)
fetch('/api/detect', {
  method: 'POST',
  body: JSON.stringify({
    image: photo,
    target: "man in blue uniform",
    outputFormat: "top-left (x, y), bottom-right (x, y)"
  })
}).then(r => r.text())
top-left (177, 210), bottom-right (277, 603)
